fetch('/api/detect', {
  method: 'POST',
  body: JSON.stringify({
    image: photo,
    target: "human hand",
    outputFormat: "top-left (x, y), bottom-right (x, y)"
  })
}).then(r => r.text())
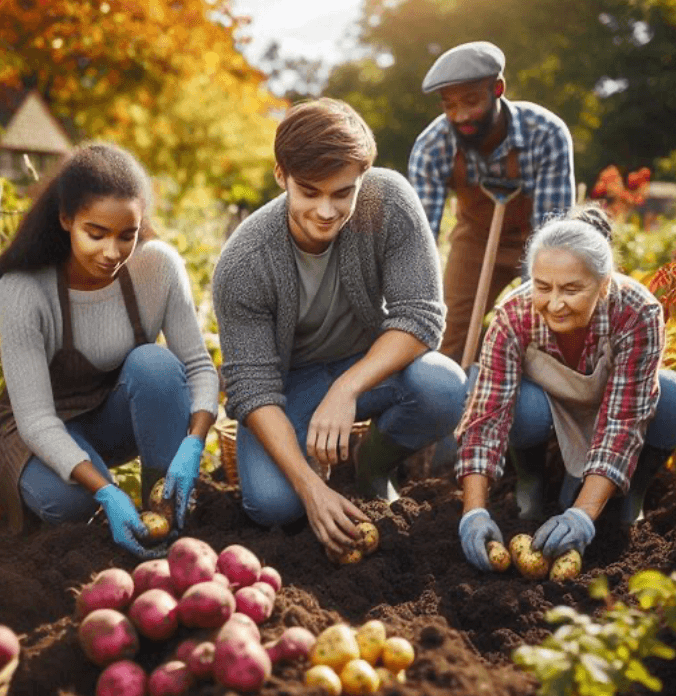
top-left (94, 484), bottom-right (163, 559)
top-left (458, 508), bottom-right (504, 572)
top-left (300, 472), bottom-right (369, 554)
top-left (532, 507), bottom-right (595, 558)
top-left (163, 435), bottom-right (204, 529)
top-left (306, 385), bottom-right (357, 468)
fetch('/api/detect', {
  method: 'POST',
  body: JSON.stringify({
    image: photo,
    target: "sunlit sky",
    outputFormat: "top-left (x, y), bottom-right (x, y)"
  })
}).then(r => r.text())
top-left (231, 0), bottom-right (364, 67)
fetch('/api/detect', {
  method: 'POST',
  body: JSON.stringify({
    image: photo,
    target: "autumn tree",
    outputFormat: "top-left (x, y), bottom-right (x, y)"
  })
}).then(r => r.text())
top-left (0, 0), bottom-right (286, 208)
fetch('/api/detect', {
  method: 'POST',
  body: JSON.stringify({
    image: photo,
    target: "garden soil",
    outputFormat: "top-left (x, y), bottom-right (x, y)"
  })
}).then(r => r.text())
top-left (2, 446), bottom-right (676, 696)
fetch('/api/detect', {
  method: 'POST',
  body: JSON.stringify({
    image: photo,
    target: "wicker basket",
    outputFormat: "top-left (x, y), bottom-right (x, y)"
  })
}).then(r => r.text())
top-left (215, 419), bottom-right (371, 488)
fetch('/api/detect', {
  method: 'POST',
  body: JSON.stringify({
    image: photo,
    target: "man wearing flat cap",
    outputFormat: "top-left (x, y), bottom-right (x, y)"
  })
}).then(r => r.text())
top-left (409, 41), bottom-right (575, 361)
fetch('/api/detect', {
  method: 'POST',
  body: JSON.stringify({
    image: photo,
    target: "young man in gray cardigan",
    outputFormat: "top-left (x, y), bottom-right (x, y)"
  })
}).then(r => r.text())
top-left (213, 98), bottom-right (467, 554)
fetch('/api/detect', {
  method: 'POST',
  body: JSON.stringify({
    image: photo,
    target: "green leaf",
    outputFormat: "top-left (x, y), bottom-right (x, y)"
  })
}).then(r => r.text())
top-left (589, 576), bottom-right (610, 600)
top-left (624, 658), bottom-right (662, 691)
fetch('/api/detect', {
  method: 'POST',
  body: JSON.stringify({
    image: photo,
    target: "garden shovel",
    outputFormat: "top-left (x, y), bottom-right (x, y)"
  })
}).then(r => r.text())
top-left (460, 176), bottom-right (523, 371)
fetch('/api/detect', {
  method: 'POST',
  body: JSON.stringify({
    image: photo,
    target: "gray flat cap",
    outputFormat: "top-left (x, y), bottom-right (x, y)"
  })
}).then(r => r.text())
top-left (422, 41), bottom-right (505, 93)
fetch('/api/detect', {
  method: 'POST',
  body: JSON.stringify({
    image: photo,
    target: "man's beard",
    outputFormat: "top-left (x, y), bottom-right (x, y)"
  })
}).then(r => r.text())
top-left (452, 96), bottom-right (497, 149)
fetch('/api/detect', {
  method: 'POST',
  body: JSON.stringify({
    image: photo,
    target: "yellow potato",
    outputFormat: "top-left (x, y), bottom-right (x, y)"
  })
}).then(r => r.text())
top-left (486, 540), bottom-right (511, 572)
top-left (339, 659), bottom-right (380, 696)
top-left (148, 478), bottom-right (174, 527)
top-left (549, 549), bottom-right (582, 582)
top-left (381, 636), bottom-right (415, 672)
top-left (310, 624), bottom-right (361, 672)
top-left (140, 511), bottom-right (170, 542)
top-left (326, 546), bottom-right (364, 566)
top-left (509, 534), bottom-right (551, 580)
top-left (305, 665), bottom-right (342, 696)
top-left (355, 620), bottom-right (386, 665)
top-left (354, 522), bottom-right (379, 556)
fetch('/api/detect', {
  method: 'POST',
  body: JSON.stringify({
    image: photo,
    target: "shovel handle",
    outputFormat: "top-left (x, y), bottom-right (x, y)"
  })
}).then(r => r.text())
top-left (460, 201), bottom-right (507, 370)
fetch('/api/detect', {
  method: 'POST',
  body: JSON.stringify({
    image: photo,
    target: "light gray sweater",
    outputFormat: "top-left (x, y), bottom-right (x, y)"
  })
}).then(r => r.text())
top-left (213, 167), bottom-right (445, 423)
top-left (0, 240), bottom-right (219, 482)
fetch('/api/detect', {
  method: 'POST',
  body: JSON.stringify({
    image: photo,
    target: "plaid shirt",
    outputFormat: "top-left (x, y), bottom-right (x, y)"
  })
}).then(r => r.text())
top-left (408, 98), bottom-right (575, 239)
top-left (455, 274), bottom-right (664, 494)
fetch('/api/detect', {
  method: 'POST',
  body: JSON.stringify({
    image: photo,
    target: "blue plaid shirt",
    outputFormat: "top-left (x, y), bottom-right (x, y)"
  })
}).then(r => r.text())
top-left (408, 98), bottom-right (575, 239)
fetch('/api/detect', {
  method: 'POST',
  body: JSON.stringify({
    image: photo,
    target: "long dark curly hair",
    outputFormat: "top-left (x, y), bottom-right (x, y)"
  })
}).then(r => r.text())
top-left (0, 143), bottom-right (154, 278)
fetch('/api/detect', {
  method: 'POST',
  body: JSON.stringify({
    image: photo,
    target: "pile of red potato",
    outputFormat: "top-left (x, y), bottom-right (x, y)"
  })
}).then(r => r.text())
top-left (64, 528), bottom-right (410, 696)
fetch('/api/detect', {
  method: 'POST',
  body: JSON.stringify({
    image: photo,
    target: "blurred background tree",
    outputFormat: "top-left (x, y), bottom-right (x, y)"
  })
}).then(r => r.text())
top-left (317, 0), bottom-right (676, 189)
top-left (0, 0), bottom-right (286, 210)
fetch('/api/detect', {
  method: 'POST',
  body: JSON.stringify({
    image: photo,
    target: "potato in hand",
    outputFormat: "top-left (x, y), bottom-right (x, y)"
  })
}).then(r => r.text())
top-left (148, 478), bottom-right (174, 528)
top-left (486, 540), bottom-right (511, 572)
top-left (549, 549), bottom-right (582, 581)
top-left (509, 534), bottom-right (551, 580)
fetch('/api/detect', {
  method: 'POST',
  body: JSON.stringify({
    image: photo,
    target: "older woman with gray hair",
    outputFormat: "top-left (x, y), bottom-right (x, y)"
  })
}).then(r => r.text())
top-left (455, 203), bottom-right (676, 572)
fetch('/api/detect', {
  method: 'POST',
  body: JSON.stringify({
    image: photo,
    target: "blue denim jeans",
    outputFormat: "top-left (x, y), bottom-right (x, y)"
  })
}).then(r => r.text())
top-left (509, 370), bottom-right (676, 451)
top-left (237, 350), bottom-right (467, 527)
top-left (19, 344), bottom-right (191, 524)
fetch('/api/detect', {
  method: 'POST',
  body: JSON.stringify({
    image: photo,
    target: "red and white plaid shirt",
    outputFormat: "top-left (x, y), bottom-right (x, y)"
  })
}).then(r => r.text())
top-left (455, 274), bottom-right (664, 493)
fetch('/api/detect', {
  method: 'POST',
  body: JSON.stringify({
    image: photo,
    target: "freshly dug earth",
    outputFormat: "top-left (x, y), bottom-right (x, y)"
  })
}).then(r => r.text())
top-left (2, 449), bottom-right (676, 696)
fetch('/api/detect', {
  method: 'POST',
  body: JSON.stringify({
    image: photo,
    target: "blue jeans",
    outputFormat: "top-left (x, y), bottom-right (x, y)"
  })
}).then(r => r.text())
top-left (237, 350), bottom-right (467, 527)
top-left (19, 344), bottom-right (191, 524)
top-left (509, 370), bottom-right (676, 451)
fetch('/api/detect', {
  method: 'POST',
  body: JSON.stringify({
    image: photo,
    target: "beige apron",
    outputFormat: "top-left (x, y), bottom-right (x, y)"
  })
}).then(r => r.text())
top-left (0, 264), bottom-right (148, 532)
top-left (522, 340), bottom-right (612, 477)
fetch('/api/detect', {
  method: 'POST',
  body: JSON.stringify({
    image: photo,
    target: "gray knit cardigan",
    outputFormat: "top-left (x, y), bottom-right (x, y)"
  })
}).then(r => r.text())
top-left (212, 167), bottom-right (445, 423)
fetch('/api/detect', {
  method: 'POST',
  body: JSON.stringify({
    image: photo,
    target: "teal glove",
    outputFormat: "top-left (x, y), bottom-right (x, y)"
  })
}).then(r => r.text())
top-left (532, 507), bottom-right (595, 557)
top-left (458, 508), bottom-right (504, 572)
top-left (94, 484), bottom-right (163, 559)
top-left (163, 435), bottom-right (204, 529)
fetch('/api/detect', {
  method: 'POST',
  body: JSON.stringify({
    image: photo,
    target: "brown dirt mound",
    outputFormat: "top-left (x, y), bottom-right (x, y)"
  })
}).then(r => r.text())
top-left (2, 455), bottom-right (676, 696)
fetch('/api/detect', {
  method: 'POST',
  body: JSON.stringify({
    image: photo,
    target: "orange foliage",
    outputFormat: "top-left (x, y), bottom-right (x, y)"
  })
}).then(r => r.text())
top-left (590, 165), bottom-right (651, 220)
top-left (0, 0), bottom-right (286, 205)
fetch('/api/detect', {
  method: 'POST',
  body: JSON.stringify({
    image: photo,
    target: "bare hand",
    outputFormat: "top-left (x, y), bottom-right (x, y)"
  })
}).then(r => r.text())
top-left (300, 472), bottom-right (369, 554)
top-left (306, 384), bottom-right (357, 467)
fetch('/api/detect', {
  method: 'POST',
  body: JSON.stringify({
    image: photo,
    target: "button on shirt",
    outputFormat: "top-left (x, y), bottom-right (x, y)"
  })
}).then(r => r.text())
top-left (454, 275), bottom-right (664, 494)
top-left (408, 98), bottom-right (575, 239)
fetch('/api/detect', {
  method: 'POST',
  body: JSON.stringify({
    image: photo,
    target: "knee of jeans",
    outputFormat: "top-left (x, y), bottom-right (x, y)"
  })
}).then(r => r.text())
top-left (122, 344), bottom-right (186, 390)
top-left (510, 380), bottom-right (552, 448)
top-left (404, 352), bottom-right (468, 424)
top-left (646, 371), bottom-right (676, 450)
top-left (241, 482), bottom-right (305, 528)
top-left (20, 478), bottom-right (98, 525)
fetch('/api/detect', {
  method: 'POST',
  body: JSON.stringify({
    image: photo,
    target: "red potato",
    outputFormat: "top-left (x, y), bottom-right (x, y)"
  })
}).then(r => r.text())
top-left (217, 613), bottom-right (261, 644)
top-left (186, 641), bottom-right (215, 680)
top-left (75, 568), bottom-right (135, 619)
top-left (95, 659), bottom-right (147, 696)
top-left (251, 581), bottom-right (276, 605)
top-left (148, 661), bottom-right (193, 696)
top-left (212, 634), bottom-right (272, 691)
top-left (78, 608), bottom-right (140, 667)
top-left (217, 544), bottom-right (261, 588)
top-left (177, 580), bottom-right (236, 628)
top-left (265, 626), bottom-right (316, 664)
top-left (235, 585), bottom-right (273, 625)
top-left (132, 560), bottom-right (175, 598)
top-left (257, 566), bottom-right (282, 593)
top-left (168, 538), bottom-right (218, 597)
top-left (0, 626), bottom-right (20, 668)
top-left (128, 589), bottom-right (179, 642)
top-left (173, 637), bottom-right (202, 663)
top-left (212, 572), bottom-right (231, 590)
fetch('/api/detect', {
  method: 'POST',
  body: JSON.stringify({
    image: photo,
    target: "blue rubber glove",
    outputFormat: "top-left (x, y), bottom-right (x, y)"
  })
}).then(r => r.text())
top-left (532, 507), bottom-right (595, 558)
top-left (163, 435), bottom-right (204, 529)
top-left (458, 508), bottom-right (504, 572)
top-left (94, 484), bottom-right (162, 559)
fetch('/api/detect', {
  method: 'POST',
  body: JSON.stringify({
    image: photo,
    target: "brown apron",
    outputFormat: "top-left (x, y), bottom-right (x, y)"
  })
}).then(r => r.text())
top-left (441, 148), bottom-right (533, 360)
top-left (0, 264), bottom-right (148, 532)
top-left (522, 340), bottom-right (612, 477)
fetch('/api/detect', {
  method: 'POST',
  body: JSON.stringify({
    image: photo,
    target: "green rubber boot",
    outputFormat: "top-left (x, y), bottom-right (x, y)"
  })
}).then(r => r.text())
top-left (353, 422), bottom-right (415, 503)
top-left (509, 442), bottom-right (548, 521)
top-left (613, 444), bottom-right (672, 524)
